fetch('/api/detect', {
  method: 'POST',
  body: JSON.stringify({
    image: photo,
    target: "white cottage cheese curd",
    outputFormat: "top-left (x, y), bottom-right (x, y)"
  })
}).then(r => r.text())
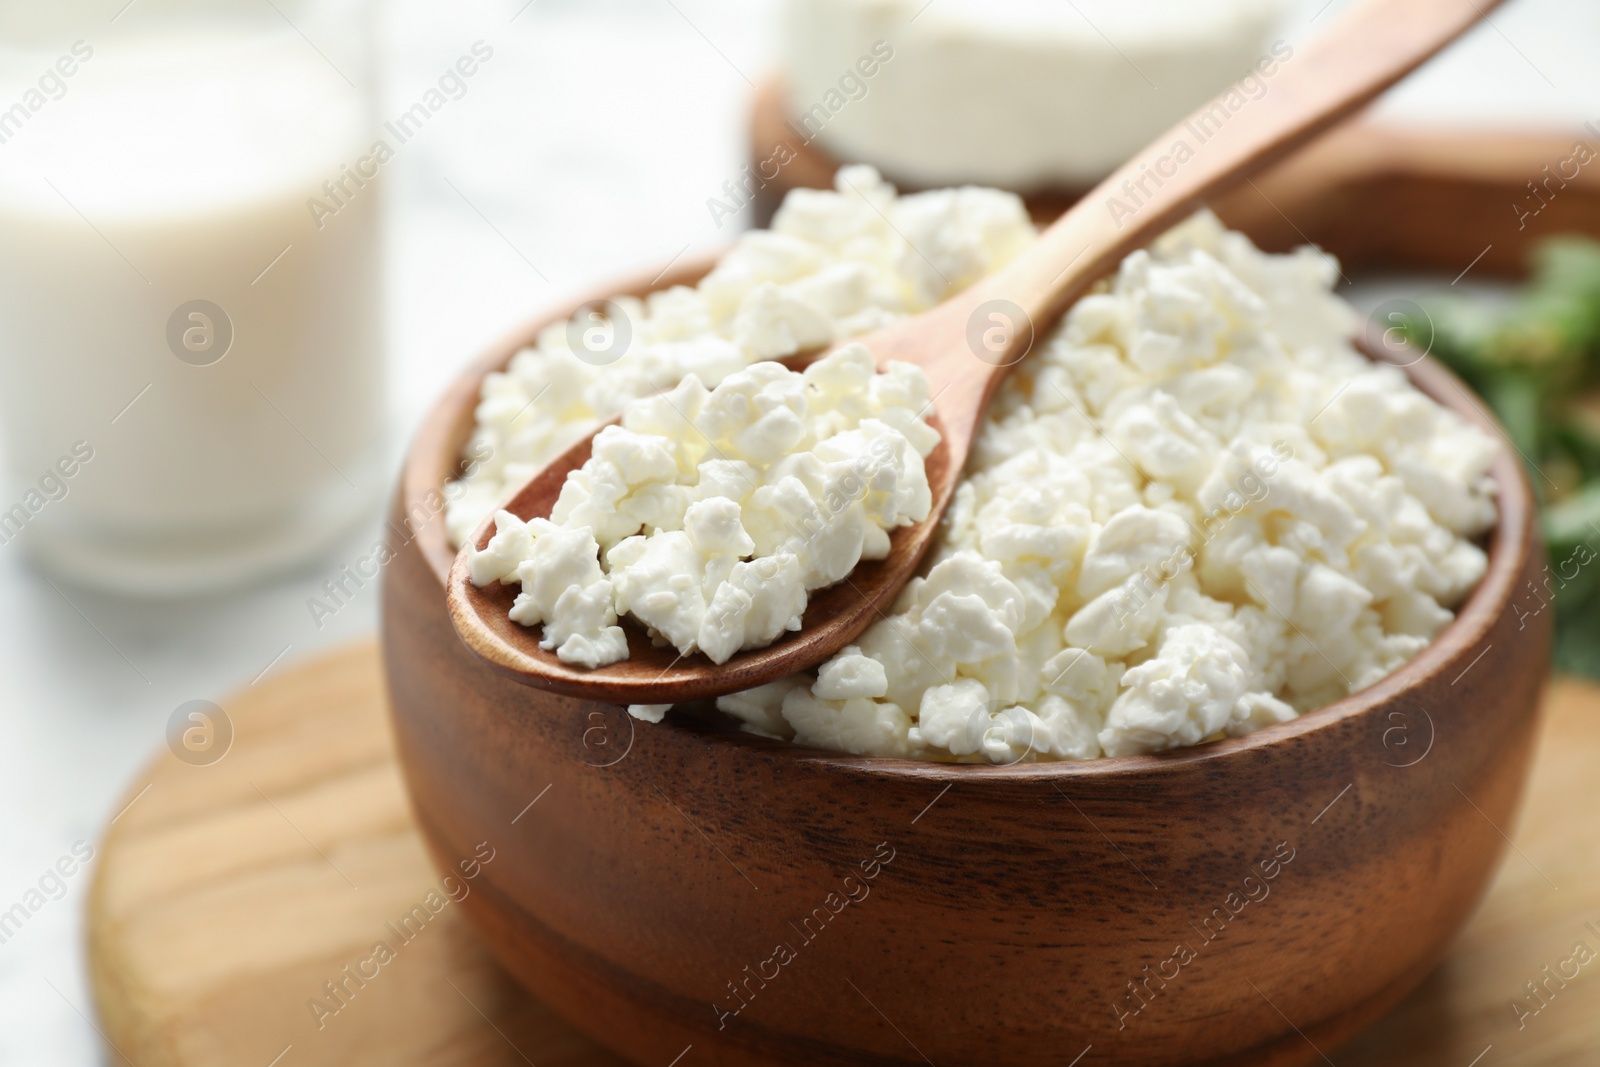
top-left (445, 166), bottom-right (1031, 547)
top-left (466, 347), bottom-right (940, 667)
top-left (446, 173), bottom-right (1499, 761)
top-left (724, 212), bottom-right (1498, 760)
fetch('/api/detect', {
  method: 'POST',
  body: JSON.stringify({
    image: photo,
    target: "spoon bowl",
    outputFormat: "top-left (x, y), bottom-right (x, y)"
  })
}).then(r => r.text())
top-left (448, 407), bottom-right (956, 704)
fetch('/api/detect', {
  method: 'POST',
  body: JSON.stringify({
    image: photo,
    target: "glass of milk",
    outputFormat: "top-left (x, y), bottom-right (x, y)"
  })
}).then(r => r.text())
top-left (0, 0), bottom-right (386, 595)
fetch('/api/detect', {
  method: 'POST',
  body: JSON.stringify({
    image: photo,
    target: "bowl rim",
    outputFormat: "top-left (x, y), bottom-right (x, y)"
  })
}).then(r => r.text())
top-left (398, 249), bottom-right (1536, 780)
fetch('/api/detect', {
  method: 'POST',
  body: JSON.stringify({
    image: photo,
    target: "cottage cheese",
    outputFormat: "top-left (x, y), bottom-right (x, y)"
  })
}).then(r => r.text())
top-left (466, 348), bottom-right (939, 666)
top-left (781, 0), bottom-right (1286, 189)
top-left (445, 170), bottom-right (1498, 760)
top-left (445, 165), bottom-right (1032, 546)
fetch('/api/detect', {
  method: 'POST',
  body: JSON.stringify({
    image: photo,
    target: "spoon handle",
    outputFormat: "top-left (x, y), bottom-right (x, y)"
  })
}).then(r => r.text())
top-left (886, 0), bottom-right (1503, 439)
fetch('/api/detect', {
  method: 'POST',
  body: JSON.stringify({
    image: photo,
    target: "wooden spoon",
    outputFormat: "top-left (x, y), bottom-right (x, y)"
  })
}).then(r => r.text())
top-left (448, 0), bottom-right (1501, 705)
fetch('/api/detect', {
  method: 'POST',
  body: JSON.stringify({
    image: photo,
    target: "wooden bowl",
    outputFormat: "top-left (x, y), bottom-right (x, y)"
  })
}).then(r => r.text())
top-left (382, 263), bottom-right (1550, 1064)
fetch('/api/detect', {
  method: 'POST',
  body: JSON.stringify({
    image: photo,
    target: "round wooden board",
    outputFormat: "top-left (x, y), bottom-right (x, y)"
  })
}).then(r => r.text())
top-left (88, 642), bottom-right (1600, 1067)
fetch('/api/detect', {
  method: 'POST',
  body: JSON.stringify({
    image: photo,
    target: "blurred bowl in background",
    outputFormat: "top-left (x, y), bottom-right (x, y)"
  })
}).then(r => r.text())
top-left (775, 0), bottom-right (1287, 195)
top-left (745, 98), bottom-right (1600, 279)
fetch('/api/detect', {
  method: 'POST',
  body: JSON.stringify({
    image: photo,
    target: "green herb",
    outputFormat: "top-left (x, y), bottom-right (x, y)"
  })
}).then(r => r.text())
top-left (1402, 237), bottom-right (1600, 676)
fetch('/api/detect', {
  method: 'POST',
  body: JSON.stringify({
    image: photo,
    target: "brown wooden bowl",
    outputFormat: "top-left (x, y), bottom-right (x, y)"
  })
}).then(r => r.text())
top-left (382, 247), bottom-right (1550, 1064)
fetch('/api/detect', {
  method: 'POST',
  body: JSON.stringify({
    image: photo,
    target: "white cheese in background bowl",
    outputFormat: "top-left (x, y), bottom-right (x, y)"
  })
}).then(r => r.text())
top-left (779, 0), bottom-right (1289, 190)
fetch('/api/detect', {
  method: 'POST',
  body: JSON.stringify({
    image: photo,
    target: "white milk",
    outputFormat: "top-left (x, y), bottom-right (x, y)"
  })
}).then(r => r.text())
top-left (0, 20), bottom-right (386, 594)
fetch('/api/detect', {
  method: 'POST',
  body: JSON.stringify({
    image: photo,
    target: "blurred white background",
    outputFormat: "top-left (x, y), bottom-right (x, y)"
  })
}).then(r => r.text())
top-left (0, 0), bottom-right (1595, 1061)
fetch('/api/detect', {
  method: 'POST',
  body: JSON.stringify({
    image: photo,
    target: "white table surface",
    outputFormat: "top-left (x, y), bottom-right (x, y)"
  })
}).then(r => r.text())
top-left (0, 0), bottom-right (1593, 1062)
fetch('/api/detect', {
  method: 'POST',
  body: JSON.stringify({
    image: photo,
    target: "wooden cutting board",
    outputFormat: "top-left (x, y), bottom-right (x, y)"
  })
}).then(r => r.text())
top-left (88, 642), bottom-right (1600, 1066)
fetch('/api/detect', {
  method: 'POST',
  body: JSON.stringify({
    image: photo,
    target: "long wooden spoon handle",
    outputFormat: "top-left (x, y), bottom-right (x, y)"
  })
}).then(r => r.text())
top-left (892, 0), bottom-right (1504, 408)
top-left (1012, 0), bottom-right (1504, 320)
